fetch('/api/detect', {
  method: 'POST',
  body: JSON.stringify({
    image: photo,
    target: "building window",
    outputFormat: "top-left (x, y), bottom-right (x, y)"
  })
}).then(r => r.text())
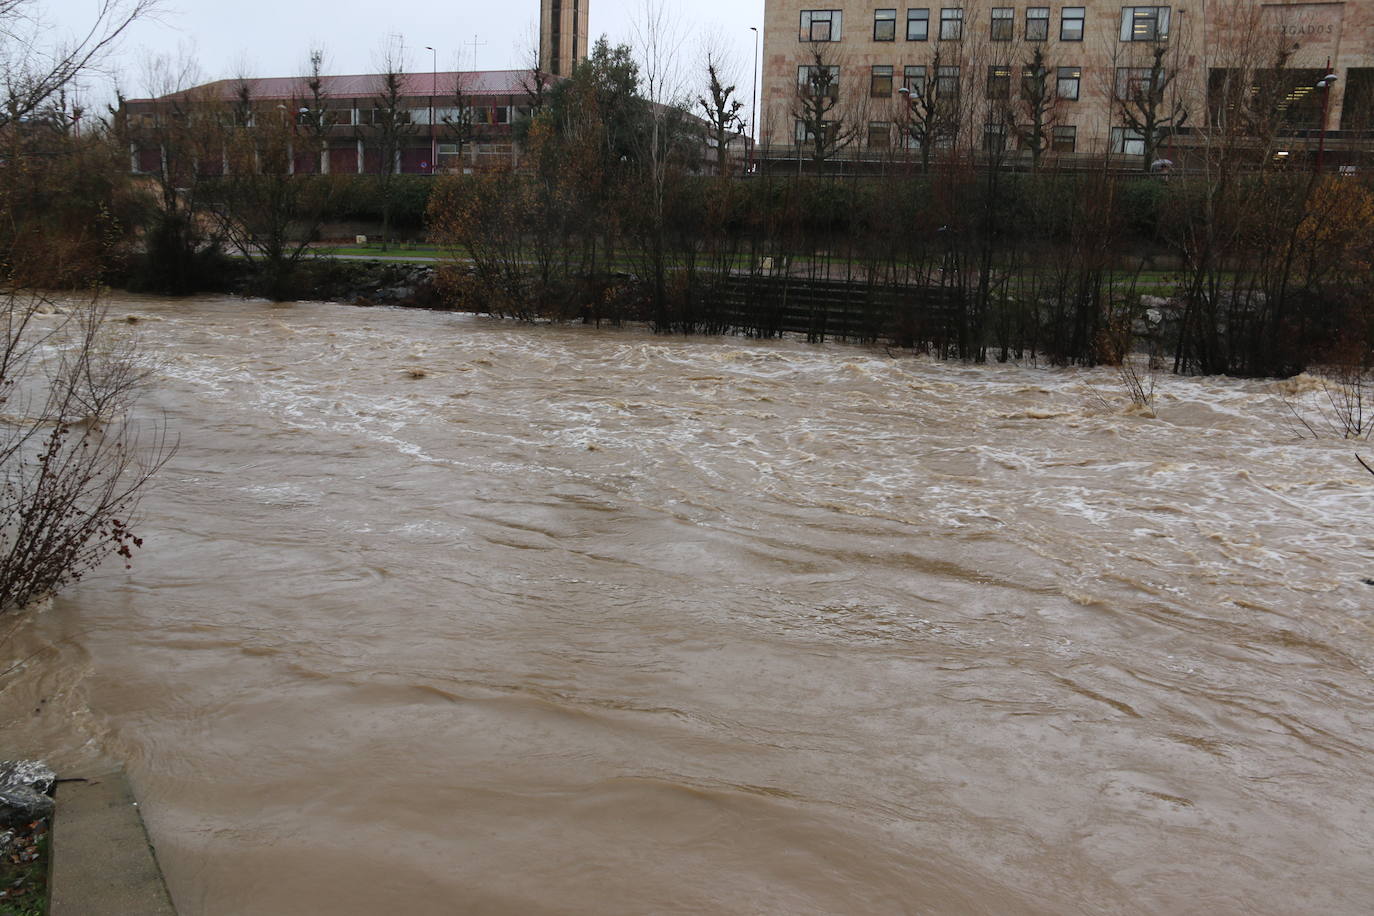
top-left (1111, 127), bottom-right (1146, 155)
top-left (1052, 125), bottom-right (1077, 152)
top-left (1061, 7), bottom-right (1085, 41)
top-left (987, 65), bottom-right (1011, 100)
top-left (936, 65), bottom-right (960, 98)
top-left (1341, 68), bottom-right (1374, 131)
top-left (1022, 64), bottom-right (1048, 98)
top-left (798, 64), bottom-right (841, 100)
top-left (903, 64), bottom-right (927, 94)
top-left (1116, 67), bottom-right (1155, 99)
top-left (1121, 7), bottom-right (1169, 41)
top-left (983, 122), bottom-right (1008, 152)
top-left (800, 10), bottom-right (843, 42)
top-left (360, 108), bottom-right (413, 126)
top-left (907, 8), bottom-right (930, 40)
top-left (1057, 66), bottom-right (1081, 99)
top-left (874, 9), bottom-right (897, 40)
top-left (871, 65), bottom-right (894, 97)
top-left (1025, 7), bottom-right (1049, 41)
top-left (991, 8), bottom-right (1013, 41)
top-left (939, 8), bottom-right (963, 40)
top-left (868, 121), bottom-right (892, 149)
top-left (796, 119), bottom-right (837, 143)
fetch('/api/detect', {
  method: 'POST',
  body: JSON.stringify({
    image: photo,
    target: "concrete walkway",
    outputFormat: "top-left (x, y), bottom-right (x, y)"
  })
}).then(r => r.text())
top-left (49, 767), bottom-right (176, 915)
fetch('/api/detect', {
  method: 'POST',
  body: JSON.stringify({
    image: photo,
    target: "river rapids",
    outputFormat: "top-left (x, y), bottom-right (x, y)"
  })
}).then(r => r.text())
top-left (3, 294), bottom-right (1372, 914)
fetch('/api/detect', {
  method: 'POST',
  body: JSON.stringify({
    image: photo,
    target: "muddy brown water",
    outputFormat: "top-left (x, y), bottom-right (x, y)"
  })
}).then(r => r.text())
top-left (3, 294), bottom-right (1373, 915)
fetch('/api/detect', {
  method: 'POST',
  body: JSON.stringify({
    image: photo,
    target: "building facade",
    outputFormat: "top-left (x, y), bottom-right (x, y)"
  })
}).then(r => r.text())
top-left (123, 70), bottom-right (537, 177)
top-left (759, 1), bottom-right (1374, 165)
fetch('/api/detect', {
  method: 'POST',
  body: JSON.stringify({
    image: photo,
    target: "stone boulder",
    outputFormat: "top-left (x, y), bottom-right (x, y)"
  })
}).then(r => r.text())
top-left (0, 759), bottom-right (55, 828)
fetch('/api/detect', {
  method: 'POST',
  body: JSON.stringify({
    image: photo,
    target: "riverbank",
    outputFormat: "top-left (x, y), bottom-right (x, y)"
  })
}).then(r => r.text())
top-left (1, 607), bottom-right (174, 916)
top-left (120, 256), bottom-right (445, 309)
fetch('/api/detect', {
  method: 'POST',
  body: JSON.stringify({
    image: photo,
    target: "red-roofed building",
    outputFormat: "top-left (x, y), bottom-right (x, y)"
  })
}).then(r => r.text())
top-left (122, 69), bottom-right (546, 176)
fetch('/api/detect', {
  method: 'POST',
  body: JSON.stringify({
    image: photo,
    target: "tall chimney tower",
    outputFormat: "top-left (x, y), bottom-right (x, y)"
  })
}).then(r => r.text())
top-left (540, 0), bottom-right (589, 77)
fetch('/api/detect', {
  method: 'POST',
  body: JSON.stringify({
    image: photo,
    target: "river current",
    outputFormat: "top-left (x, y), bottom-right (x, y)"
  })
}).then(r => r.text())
top-left (3, 294), bottom-right (1373, 914)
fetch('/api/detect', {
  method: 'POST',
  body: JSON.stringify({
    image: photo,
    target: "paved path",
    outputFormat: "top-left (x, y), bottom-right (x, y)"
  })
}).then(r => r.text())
top-left (50, 766), bottom-right (176, 915)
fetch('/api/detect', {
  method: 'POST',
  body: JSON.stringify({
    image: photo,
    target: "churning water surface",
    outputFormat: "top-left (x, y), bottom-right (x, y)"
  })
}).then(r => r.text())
top-left (4, 294), bottom-right (1373, 915)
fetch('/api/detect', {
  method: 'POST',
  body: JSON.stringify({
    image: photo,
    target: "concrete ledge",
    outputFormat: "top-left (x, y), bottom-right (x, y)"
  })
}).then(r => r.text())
top-left (49, 768), bottom-right (176, 915)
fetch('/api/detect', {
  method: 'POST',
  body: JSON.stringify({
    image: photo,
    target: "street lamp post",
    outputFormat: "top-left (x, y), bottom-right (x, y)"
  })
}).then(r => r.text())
top-left (1315, 67), bottom-right (1338, 174)
top-left (749, 26), bottom-right (759, 173)
top-left (898, 86), bottom-right (911, 169)
top-left (425, 46), bottom-right (438, 175)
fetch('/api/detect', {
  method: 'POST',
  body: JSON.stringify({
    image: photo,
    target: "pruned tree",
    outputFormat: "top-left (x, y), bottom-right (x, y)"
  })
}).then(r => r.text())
top-left (1111, 41), bottom-right (1189, 170)
top-left (897, 47), bottom-right (958, 173)
top-left (697, 48), bottom-right (745, 177)
top-left (439, 70), bottom-right (478, 170)
top-left (792, 45), bottom-right (862, 165)
top-left (293, 48), bottom-right (337, 174)
top-left (1009, 45), bottom-right (1060, 170)
top-left (359, 39), bottom-right (416, 249)
top-left (518, 24), bottom-right (553, 118)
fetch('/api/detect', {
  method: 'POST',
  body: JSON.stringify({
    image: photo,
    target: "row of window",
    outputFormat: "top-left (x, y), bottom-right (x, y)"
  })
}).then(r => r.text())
top-left (801, 6), bottom-right (1169, 43)
top-left (852, 64), bottom-right (1083, 100)
top-left (798, 120), bottom-right (1149, 155)
top-left (344, 106), bottom-right (515, 126)
top-left (803, 64), bottom-right (1174, 104)
top-left (801, 63), bottom-right (1083, 101)
top-left (132, 105), bottom-right (519, 130)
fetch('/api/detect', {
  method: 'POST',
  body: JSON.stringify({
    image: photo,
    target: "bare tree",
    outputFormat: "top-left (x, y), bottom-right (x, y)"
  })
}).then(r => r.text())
top-left (200, 82), bottom-right (334, 299)
top-left (360, 38), bottom-right (415, 250)
top-left (633, 0), bottom-right (692, 322)
top-left (1009, 45), bottom-right (1061, 170)
top-left (132, 50), bottom-right (219, 293)
top-left (439, 69), bottom-right (478, 170)
top-left (0, 1), bottom-right (173, 615)
top-left (0, 289), bottom-right (174, 615)
top-left (697, 47), bottom-right (744, 176)
top-left (1109, 15), bottom-right (1191, 170)
top-left (293, 48), bottom-right (337, 174)
top-left (518, 22), bottom-right (553, 117)
top-left (0, 0), bottom-right (159, 128)
top-left (897, 47), bottom-right (958, 173)
top-left (792, 45), bottom-right (862, 165)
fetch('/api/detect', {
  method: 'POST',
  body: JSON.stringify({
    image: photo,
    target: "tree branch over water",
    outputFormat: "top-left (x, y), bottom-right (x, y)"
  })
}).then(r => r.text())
top-left (0, 290), bottom-right (174, 615)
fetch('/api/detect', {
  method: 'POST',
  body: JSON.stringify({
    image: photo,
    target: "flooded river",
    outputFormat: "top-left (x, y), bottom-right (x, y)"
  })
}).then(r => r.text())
top-left (4, 294), bottom-right (1373, 914)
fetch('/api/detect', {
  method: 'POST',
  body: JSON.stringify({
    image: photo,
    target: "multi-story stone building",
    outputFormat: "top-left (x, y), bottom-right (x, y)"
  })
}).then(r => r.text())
top-left (759, 1), bottom-right (1374, 165)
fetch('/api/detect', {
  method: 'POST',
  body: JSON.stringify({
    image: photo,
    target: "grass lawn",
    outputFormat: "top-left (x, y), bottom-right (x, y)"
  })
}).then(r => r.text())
top-left (321, 245), bottom-right (444, 259)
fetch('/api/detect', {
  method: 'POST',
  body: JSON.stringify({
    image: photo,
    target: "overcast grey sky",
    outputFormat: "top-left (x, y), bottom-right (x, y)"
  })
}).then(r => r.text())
top-left (44, 0), bottom-right (764, 100)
